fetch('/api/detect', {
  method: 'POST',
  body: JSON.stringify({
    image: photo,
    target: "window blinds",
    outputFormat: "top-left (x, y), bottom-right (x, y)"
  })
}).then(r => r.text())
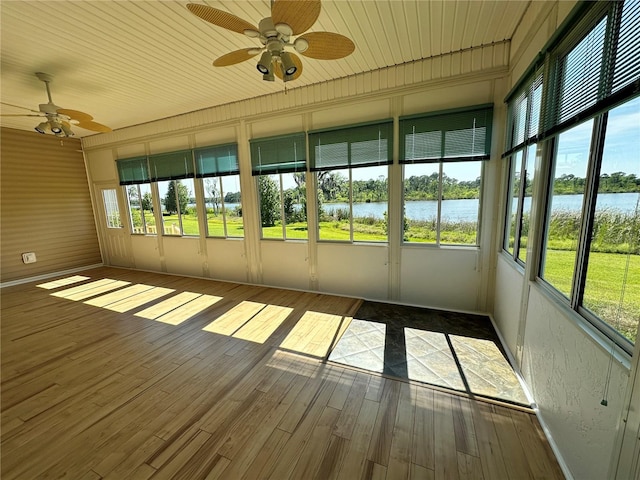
top-left (503, 70), bottom-right (543, 157)
top-left (148, 150), bottom-right (195, 182)
top-left (250, 132), bottom-right (306, 175)
top-left (117, 156), bottom-right (150, 185)
top-left (399, 105), bottom-right (493, 164)
top-left (539, 0), bottom-right (639, 140)
top-left (194, 143), bottom-right (239, 178)
top-left (308, 120), bottom-right (393, 171)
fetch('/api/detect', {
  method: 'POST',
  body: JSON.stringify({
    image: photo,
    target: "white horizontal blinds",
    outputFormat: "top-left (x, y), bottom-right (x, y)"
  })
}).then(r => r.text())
top-left (503, 70), bottom-right (543, 157)
top-left (309, 120), bottom-right (393, 171)
top-left (611, 0), bottom-right (640, 94)
top-left (148, 150), bottom-right (195, 181)
top-left (399, 105), bottom-right (493, 164)
top-left (250, 132), bottom-right (306, 175)
top-left (117, 156), bottom-right (150, 185)
top-left (541, 0), bottom-right (640, 140)
top-left (194, 143), bottom-right (239, 178)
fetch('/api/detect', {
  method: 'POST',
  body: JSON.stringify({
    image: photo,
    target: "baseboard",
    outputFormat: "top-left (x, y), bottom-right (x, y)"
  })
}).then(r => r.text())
top-left (0, 263), bottom-right (104, 289)
top-left (487, 313), bottom-right (574, 480)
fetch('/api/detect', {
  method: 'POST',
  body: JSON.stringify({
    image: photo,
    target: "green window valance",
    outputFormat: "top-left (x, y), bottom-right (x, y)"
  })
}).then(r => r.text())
top-left (250, 132), bottom-right (306, 175)
top-left (400, 105), bottom-right (493, 164)
top-left (194, 143), bottom-right (239, 178)
top-left (309, 120), bottom-right (393, 171)
top-left (148, 150), bottom-right (195, 181)
top-left (117, 156), bottom-right (150, 185)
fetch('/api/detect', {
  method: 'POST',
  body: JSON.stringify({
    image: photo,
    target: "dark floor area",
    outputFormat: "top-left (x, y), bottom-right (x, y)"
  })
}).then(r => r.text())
top-left (328, 301), bottom-right (529, 406)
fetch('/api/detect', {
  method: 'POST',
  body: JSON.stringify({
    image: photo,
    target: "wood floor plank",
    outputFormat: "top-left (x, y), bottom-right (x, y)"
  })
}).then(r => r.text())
top-left (0, 267), bottom-right (564, 480)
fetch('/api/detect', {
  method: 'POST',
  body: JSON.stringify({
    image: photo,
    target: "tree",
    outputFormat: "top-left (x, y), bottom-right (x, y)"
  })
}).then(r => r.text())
top-left (164, 180), bottom-right (189, 214)
top-left (258, 175), bottom-right (280, 227)
top-left (205, 178), bottom-right (220, 213)
top-left (142, 192), bottom-right (153, 212)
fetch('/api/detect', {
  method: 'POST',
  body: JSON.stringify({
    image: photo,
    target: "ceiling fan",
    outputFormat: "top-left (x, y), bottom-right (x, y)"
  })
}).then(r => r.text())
top-left (187, 0), bottom-right (355, 82)
top-left (0, 72), bottom-right (111, 137)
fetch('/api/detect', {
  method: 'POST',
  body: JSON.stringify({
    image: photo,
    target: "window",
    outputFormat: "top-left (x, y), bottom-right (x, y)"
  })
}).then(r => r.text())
top-left (101, 189), bottom-right (122, 229)
top-left (117, 156), bottom-right (155, 234)
top-left (149, 150), bottom-right (199, 236)
top-left (503, 72), bottom-right (543, 261)
top-left (310, 120), bottom-right (393, 242)
top-left (400, 105), bottom-right (493, 245)
top-left (536, 0), bottom-right (640, 350)
top-left (195, 143), bottom-right (244, 238)
top-left (250, 133), bottom-right (307, 240)
top-left (126, 184), bottom-right (155, 234)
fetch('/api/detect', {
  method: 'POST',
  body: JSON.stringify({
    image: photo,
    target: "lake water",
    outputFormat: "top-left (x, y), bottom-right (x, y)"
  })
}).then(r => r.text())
top-left (322, 192), bottom-right (640, 222)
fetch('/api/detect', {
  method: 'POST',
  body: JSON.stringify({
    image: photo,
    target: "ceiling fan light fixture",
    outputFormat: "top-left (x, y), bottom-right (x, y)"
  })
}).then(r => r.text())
top-left (257, 51), bottom-right (273, 74)
top-left (263, 71), bottom-right (275, 82)
top-left (61, 122), bottom-right (75, 137)
top-left (49, 119), bottom-right (63, 134)
top-left (280, 51), bottom-right (297, 76)
top-left (35, 121), bottom-right (50, 134)
top-left (293, 37), bottom-right (309, 53)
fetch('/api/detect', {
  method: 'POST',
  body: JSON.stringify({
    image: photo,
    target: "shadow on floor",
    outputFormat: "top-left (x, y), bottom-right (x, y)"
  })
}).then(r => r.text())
top-left (328, 301), bottom-right (530, 406)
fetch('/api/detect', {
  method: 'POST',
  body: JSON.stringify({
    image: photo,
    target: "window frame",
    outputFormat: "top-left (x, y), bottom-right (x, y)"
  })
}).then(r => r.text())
top-left (400, 105), bottom-right (493, 247)
top-left (507, 0), bottom-right (640, 354)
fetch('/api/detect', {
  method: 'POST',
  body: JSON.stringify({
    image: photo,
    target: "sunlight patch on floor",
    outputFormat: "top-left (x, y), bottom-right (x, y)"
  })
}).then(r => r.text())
top-left (404, 329), bottom-right (465, 391)
top-left (51, 279), bottom-right (131, 301)
top-left (84, 284), bottom-right (155, 308)
top-left (36, 275), bottom-right (90, 289)
top-left (282, 311), bottom-right (352, 357)
top-left (203, 301), bottom-right (266, 335)
top-left (449, 335), bottom-right (529, 405)
top-left (155, 294), bottom-right (222, 325)
top-left (104, 287), bottom-right (175, 313)
top-left (233, 304), bottom-right (293, 343)
top-left (135, 292), bottom-right (202, 320)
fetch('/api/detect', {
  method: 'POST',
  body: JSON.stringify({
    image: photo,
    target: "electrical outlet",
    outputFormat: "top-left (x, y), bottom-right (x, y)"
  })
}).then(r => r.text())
top-left (22, 252), bottom-right (37, 264)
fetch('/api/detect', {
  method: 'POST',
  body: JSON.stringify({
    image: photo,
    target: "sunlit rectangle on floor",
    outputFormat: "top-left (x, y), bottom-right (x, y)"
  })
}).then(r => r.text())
top-left (328, 318), bottom-right (385, 371)
top-left (284, 311), bottom-right (352, 357)
top-left (84, 284), bottom-right (155, 307)
top-left (449, 335), bottom-right (529, 405)
top-left (52, 279), bottom-right (130, 301)
top-left (233, 304), bottom-right (293, 344)
top-left (37, 275), bottom-right (90, 290)
top-left (202, 301), bottom-right (266, 335)
top-left (404, 329), bottom-right (465, 391)
top-left (103, 287), bottom-right (175, 313)
top-left (135, 291), bottom-right (202, 320)
top-left (155, 294), bottom-right (222, 325)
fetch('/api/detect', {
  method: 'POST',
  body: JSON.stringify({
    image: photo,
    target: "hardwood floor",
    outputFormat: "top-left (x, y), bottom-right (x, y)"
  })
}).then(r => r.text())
top-left (1, 267), bottom-right (564, 479)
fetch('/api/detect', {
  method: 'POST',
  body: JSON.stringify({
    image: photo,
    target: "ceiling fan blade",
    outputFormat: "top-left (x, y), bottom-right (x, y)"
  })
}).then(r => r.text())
top-left (274, 52), bottom-right (303, 81)
top-left (75, 120), bottom-right (112, 133)
top-left (272, 0), bottom-right (321, 35)
top-left (187, 3), bottom-right (257, 34)
top-left (213, 48), bottom-right (260, 67)
top-left (0, 113), bottom-right (44, 117)
top-left (298, 32), bottom-right (355, 60)
top-left (57, 108), bottom-right (94, 122)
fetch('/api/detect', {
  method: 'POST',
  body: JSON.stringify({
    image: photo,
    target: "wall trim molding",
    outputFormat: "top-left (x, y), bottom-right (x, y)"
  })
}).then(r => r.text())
top-left (0, 263), bottom-right (104, 289)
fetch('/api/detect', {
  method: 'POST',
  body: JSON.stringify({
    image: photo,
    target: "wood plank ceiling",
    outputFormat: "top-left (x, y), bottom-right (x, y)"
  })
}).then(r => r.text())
top-left (0, 1), bottom-right (531, 137)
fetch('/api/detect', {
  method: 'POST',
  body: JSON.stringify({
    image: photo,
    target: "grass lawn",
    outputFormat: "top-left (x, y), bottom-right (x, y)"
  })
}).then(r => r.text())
top-left (544, 249), bottom-right (639, 343)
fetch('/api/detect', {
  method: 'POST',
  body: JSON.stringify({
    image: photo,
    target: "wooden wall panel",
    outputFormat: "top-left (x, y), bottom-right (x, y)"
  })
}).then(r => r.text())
top-left (0, 128), bottom-right (102, 283)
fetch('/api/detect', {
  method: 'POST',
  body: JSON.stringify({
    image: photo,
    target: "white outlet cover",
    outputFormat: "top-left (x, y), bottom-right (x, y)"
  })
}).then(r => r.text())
top-left (22, 252), bottom-right (37, 264)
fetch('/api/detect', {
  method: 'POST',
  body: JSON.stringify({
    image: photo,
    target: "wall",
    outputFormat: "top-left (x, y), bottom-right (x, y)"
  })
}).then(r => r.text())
top-left (492, 1), bottom-right (635, 479)
top-left (0, 128), bottom-right (102, 283)
top-left (82, 44), bottom-right (510, 314)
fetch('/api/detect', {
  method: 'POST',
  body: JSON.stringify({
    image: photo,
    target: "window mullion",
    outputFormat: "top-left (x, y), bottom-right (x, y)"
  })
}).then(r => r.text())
top-left (220, 178), bottom-right (228, 238)
top-left (572, 114), bottom-right (608, 310)
top-left (436, 163), bottom-right (443, 246)
top-left (279, 174), bottom-right (286, 240)
top-left (349, 169), bottom-right (354, 243)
